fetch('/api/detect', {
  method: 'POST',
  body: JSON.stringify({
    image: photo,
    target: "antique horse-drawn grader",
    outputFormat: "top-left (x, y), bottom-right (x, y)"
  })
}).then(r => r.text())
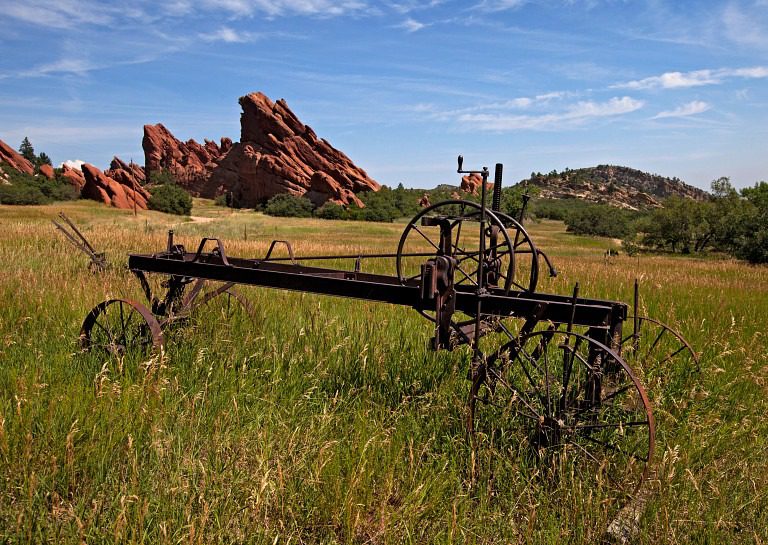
top-left (79, 157), bottom-right (698, 505)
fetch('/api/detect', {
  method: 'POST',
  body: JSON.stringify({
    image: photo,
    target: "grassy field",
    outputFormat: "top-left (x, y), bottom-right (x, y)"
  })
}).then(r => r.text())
top-left (1, 199), bottom-right (766, 544)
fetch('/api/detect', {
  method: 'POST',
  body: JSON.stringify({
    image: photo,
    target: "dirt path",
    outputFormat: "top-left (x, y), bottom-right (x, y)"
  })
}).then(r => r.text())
top-left (189, 215), bottom-right (217, 224)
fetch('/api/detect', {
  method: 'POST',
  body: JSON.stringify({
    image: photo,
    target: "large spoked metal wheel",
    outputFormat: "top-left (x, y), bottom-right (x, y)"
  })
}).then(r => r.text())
top-left (488, 209), bottom-right (541, 292)
top-left (468, 330), bottom-right (655, 502)
top-left (621, 316), bottom-right (699, 373)
top-left (80, 299), bottom-right (164, 355)
top-left (396, 200), bottom-right (539, 294)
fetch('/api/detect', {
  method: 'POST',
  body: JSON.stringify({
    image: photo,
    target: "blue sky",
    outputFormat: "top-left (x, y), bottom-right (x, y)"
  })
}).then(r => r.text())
top-left (1, 0), bottom-right (766, 190)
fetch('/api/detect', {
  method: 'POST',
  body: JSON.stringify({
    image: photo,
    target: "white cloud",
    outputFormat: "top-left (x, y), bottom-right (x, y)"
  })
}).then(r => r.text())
top-left (730, 66), bottom-right (768, 78)
top-left (653, 101), bottom-right (711, 119)
top-left (1, 55), bottom-right (160, 80)
top-left (472, 0), bottom-right (527, 12)
top-left (723, 2), bottom-right (768, 49)
top-left (399, 18), bottom-right (426, 32)
top-left (0, 0), bottom-right (145, 29)
top-left (199, 26), bottom-right (254, 43)
top-left (61, 159), bottom-right (85, 169)
top-left (388, 0), bottom-right (444, 14)
top-left (613, 66), bottom-right (768, 90)
top-left (200, 0), bottom-right (370, 17)
top-left (457, 96), bottom-right (644, 131)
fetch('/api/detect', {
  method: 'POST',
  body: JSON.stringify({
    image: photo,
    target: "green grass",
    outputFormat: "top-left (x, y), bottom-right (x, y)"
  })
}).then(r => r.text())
top-left (1, 199), bottom-right (766, 543)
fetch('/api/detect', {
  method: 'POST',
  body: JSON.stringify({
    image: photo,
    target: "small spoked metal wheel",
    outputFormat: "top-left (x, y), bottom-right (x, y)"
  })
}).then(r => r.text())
top-left (468, 330), bottom-right (655, 503)
top-left (621, 316), bottom-right (699, 376)
top-left (180, 283), bottom-right (256, 344)
top-left (396, 200), bottom-right (539, 294)
top-left (80, 299), bottom-right (164, 355)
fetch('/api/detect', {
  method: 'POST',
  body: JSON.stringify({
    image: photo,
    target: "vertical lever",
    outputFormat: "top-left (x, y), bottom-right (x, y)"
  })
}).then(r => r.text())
top-left (492, 163), bottom-right (503, 212)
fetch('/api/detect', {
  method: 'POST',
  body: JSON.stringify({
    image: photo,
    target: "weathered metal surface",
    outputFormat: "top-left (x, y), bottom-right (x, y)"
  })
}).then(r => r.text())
top-left (52, 212), bottom-right (107, 272)
top-left (79, 156), bottom-right (699, 514)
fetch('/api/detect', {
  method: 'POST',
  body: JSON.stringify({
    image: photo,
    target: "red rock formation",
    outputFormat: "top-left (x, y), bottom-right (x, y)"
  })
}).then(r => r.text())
top-left (38, 164), bottom-right (54, 179)
top-left (460, 173), bottom-right (492, 195)
top-left (142, 124), bottom-right (225, 195)
top-left (61, 165), bottom-right (86, 190)
top-left (81, 163), bottom-right (150, 210)
top-left (0, 138), bottom-right (34, 175)
top-left (104, 156), bottom-right (147, 193)
top-left (419, 193), bottom-right (431, 207)
top-left (210, 92), bottom-right (380, 207)
top-left (141, 92), bottom-right (379, 207)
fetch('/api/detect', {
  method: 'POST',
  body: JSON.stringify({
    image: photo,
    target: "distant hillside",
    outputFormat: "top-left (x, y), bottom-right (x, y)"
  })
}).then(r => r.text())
top-left (517, 165), bottom-right (709, 210)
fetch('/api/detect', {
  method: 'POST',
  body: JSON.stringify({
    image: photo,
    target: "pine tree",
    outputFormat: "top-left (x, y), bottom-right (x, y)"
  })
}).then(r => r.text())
top-left (19, 137), bottom-right (35, 163)
top-left (36, 152), bottom-right (52, 166)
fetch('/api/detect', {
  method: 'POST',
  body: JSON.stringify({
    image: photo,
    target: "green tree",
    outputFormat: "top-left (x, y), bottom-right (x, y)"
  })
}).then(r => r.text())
top-left (264, 194), bottom-right (314, 218)
top-left (36, 152), bottom-right (52, 167)
top-left (640, 197), bottom-right (711, 253)
top-left (707, 177), bottom-right (747, 253)
top-left (565, 204), bottom-right (632, 238)
top-left (315, 202), bottom-right (347, 219)
top-left (147, 183), bottom-right (192, 215)
top-left (18, 137), bottom-right (35, 163)
top-left (734, 182), bottom-right (768, 264)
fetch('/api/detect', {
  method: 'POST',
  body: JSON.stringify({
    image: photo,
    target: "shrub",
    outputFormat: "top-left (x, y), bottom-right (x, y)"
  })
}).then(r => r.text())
top-left (147, 170), bottom-right (178, 186)
top-left (264, 194), bottom-right (314, 218)
top-left (147, 183), bottom-right (192, 215)
top-left (0, 183), bottom-right (47, 205)
top-left (0, 167), bottom-right (79, 205)
top-left (564, 204), bottom-right (632, 238)
top-left (315, 202), bottom-right (347, 220)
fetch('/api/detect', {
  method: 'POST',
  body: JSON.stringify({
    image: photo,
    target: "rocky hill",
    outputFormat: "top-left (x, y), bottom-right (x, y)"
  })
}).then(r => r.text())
top-left (519, 165), bottom-right (709, 210)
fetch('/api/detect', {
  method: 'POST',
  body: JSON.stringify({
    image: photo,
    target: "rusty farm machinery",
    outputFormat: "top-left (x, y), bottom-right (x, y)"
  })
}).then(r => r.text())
top-left (79, 157), bottom-right (698, 504)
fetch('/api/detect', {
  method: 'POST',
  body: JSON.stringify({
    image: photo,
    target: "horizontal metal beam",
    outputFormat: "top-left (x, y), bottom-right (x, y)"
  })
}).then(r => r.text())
top-left (129, 252), bottom-right (624, 329)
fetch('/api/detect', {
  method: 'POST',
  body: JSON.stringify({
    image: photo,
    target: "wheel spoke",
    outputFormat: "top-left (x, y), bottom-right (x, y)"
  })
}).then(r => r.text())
top-left (469, 330), bottom-right (653, 503)
top-left (411, 225), bottom-right (440, 252)
top-left (487, 367), bottom-right (543, 420)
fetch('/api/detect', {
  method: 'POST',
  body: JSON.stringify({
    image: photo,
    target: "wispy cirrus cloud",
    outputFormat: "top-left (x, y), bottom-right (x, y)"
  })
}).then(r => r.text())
top-left (723, 1), bottom-right (768, 49)
top-left (472, 0), bottom-right (527, 12)
top-left (431, 91), bottom-right (572, 118)
top-left (398, 18), bottom-right (427, 32)
top-left (653, 101), bottom-right (711, 119)
top-left (612, 66), bottom-right (768, 90)
top-left (0, 55), bottom-right (161, 80)
top-left (199, 26), bottom-right (256, 43)
top-left (388, 0), bottom-right (444, 14)
top-left (200, 0), bottom-right (371, 17)
top-left (454, 96), bottom-right (644, 131)
top-left (0, 0), bottom-right (146, 29)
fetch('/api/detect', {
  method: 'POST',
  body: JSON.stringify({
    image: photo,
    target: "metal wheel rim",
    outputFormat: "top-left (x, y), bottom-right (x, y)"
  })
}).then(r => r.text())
top-left (80, 298), bottom-right (164, 355)
top-left (468, 330), bottom-right (655, 500)
top-left (621, 315), bottom-right (699, 372)
top-left (396, 200), bottom-right (520, 293)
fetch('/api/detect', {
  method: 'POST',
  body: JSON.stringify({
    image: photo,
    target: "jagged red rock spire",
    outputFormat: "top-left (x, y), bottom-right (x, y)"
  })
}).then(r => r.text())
top-left (142, 92), bottom-right (379, 207)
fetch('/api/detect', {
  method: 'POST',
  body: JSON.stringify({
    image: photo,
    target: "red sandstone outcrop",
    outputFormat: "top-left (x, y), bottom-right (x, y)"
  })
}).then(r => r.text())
top-left (460, 173), bottom-right (492, 195)
top-left (81, 163), bottom-right (150, 210)
top-left (0, 138), bottom-right (34, 175)
top-left (215, 92), bottom-right (379, 207)
top-left (419, 193), bottom-right (431, 207)
top-left (142, 124), bottom-right (228, 195)
top-left (104, 156), bottom-right (146, 191)
top-left (144, 92), bottom-right (379, 207)
top-left (61, 165), bottom-right (86, 190)
top-left (38, 164), bottom-right (54, 179)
